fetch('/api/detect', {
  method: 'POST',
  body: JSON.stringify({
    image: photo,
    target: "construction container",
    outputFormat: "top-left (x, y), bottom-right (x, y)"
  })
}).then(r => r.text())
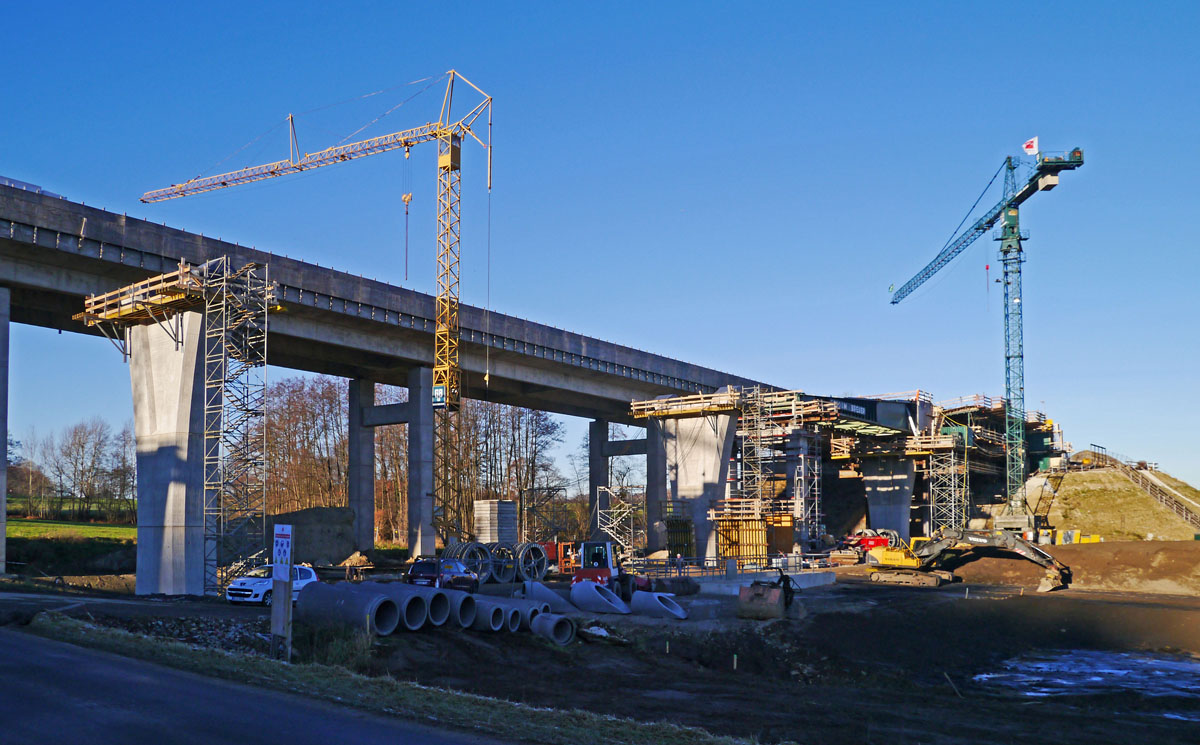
top-left (765, 514), bottom-right (794, 555)
top-left (474, 500), bottom-right (518, 543)
top-left (715, 517), bottom-right (767, 568)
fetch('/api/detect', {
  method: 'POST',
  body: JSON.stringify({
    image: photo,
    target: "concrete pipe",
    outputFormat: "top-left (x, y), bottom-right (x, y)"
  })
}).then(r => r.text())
top-left (530, 613), bottom-right (576, 646)
top-left (440, 588), bottom-right (477, 629)
top-left (483, 598), bottom-right (548, 631)
top-left (470, 601), bottom-right (505, 632)
top-left (630, 591), bottom-right (689, 620)
top-left (476, 598), bottom-right (521, 632)
top-left (569, 581), bottom-right (631, 614)
top-left (363, 582), bottom-right (451, 627)
top-left (523, 581), bottom-right (578, 613)
top-left (296, 582), bottom-right (401, 636)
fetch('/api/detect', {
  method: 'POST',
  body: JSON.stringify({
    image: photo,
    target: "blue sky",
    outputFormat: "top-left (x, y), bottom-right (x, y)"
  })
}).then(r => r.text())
top-left (4, 2), bottom-right (1198, 485)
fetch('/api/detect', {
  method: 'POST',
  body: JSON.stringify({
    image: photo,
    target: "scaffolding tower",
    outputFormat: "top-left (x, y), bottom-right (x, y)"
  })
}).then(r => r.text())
top-left (929, 449), bottom-right (968, 532)
top-left (791, 429), bottom-right (824, 543)
top-left (738, 386), bottom-right (769, 507)
top-left (201, 258), bottom-right (270, 595)
top-left (77, 257), bottom-right (272, 596)
top-left (594, 485), bottom-right (645, 553)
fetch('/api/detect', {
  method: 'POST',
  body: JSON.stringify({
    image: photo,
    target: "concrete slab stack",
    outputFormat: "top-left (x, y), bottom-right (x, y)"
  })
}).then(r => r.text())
top-left (474, 500), bottom-right (517, 543)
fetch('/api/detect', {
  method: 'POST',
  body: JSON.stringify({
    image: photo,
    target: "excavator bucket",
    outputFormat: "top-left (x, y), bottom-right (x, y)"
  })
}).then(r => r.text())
top-left (737, 585), bottom-right (785, 619)
top-left (1037, 568), bottom-right (1067, 593)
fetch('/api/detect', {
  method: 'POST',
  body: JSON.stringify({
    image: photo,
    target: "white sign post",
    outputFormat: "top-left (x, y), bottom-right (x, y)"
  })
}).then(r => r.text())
top-left (270, 524), bottom-right (293, 662)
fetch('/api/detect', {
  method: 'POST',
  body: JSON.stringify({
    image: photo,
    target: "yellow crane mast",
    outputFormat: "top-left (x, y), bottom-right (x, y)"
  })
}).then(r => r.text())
top-left (141, 70), bottom-right (492, 538)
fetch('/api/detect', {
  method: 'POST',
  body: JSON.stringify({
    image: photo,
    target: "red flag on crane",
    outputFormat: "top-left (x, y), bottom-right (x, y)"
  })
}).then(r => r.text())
top-left (1022, 137), bottom-right (1039, 156)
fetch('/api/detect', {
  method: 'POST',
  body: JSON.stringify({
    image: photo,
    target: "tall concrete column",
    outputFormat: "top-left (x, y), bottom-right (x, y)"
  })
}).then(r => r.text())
top-left (588, 419), bottom-right (609, 538)
top-left (0, 288), bottom-right (8, 575)
top-left (665, 413), bottom-right (736, 559)
top-left (645, 418), bottom-right (666, 553)
top-left (407, 367), bottom-right (435, 558)
top-left (130, 311), bottom-right (205, 596)
top-left (862, 456), bottom-right (915, 542)
top-left (347, 379), bottom-right (375, 553)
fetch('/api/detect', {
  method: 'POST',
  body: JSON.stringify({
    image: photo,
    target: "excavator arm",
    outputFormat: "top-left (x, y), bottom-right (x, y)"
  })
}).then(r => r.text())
top-left (914, 528), bottom-right (1071, 591)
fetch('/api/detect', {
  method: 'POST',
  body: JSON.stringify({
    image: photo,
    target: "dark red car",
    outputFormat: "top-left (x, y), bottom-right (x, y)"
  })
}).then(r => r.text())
top-left (406, 558), bottom-right (479, 593)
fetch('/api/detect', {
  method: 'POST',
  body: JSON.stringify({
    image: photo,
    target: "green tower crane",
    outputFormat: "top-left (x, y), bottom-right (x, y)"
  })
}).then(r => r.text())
top-left (891, 145), bottom-right (1084, 529)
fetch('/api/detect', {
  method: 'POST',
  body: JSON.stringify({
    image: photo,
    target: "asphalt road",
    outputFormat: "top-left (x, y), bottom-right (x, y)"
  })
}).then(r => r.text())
top-left (0, 628), bottom-right (511, 745)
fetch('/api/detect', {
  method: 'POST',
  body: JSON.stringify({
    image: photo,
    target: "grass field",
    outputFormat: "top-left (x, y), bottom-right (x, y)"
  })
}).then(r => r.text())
top-left (5, 519), bottom-right (137, 542)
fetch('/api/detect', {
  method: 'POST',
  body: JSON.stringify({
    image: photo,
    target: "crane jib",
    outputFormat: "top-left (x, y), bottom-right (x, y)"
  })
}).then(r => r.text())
top-left (890, 149), bottom-right (1083, 305)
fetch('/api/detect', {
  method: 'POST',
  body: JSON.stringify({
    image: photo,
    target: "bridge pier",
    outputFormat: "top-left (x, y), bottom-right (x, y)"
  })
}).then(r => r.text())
top-left (130, 311), bottom-right (206, 596)
top-left (0, 288), bottom-right (8, 574)
top-left (862, 456), bottom-right (915, 542)
top-left (663, 414), bottom-right (736, 560)
top-left (588, 418), bottom-right (668, 552)
top-left (348, 368), bottom-right (435, 560)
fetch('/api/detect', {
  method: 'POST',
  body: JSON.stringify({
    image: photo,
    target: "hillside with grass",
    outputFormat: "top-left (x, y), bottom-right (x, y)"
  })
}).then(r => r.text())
top-left (1045, 470), bottom-right (1199, 541)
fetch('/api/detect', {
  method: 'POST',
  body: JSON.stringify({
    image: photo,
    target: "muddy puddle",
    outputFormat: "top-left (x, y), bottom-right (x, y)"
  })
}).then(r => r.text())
top-left (975, 649), bottom-right (1200, 721)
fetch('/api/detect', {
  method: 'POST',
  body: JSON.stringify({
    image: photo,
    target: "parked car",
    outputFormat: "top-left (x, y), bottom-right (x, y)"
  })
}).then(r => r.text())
top-left (226, 564), bottom-right (320, 606)
top-left (406, 558), bottom-right (479, 593)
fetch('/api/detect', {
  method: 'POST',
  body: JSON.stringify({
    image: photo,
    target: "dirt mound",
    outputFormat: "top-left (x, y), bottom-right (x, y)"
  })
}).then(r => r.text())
top-left (952, 541), bottom-right (1200, 595)
top-left (1047, 470), bottom-right (1197, 541)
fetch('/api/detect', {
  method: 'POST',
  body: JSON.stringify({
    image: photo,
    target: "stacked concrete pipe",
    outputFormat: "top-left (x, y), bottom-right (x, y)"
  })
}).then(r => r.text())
top-left (530, 613), bottom-right (576, 646)
top-left (483, 597), bottom-right (550, 631)
top-left (474, 598), bottom-right (521, 632)
top-left (522, 581), bottom-right (577, 613)
top-left (471, 601), bottom-right (505, 632)
top-left (363, 582), bottom-right (452, 627)
top-left (296, 582), bottom-right (402, 636)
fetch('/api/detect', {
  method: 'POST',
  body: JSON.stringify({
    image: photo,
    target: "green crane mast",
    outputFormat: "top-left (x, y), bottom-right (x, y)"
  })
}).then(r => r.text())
top-left (891, 145), bottom-right (1084, 529)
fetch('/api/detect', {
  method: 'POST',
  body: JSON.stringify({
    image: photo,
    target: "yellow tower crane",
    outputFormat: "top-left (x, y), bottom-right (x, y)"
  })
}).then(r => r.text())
top-left (140, 70), bottom-right (492, 538)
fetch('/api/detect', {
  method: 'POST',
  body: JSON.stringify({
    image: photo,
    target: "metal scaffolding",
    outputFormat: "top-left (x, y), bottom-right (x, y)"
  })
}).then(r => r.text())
top-left (594, 486), bottom-right (645, 553)
top-left (202, 258), bottom-right (270, 595)
top-left (929, 449), bottom-right (968, 532)
top-left (791, 429), bottom-right (823, 542)
top-left (738, 386), bottom-right (769, 506)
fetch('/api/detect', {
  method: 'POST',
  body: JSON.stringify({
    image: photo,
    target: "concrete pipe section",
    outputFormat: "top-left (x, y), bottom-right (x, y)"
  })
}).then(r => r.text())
top-left (470, 602), bottom-right (505, 632)
top-left (630, 591), bottom-right (689, 620)
top-left (296, 583), bottom-right (401, 636)
top-left (530, 613), bottom-right (577, 646)
top-left (365, 582), bottom-right (451, 627)
top-left (523, 581), bottom-right (577, 613)
top-left (440, 588), bottom-right (477, 629)
top-left (569, 581), bottom-right (631, 614)
top-left (483, 598), bottom-right (549, 631)
top-left (475, 599), bottom-right (521, 632)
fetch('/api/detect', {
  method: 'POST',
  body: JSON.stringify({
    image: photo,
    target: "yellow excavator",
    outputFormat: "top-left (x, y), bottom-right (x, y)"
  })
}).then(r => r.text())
top-left (866, 527), bottom-right (1071, 592)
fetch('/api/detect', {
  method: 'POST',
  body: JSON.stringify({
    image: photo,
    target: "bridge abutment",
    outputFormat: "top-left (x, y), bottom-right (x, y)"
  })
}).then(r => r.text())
top-left (130, 311), bottom-right (205, 596)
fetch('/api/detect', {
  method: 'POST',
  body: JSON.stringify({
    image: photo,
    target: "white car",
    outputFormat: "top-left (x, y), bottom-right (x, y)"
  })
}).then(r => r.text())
top-left (225, 565), bottom-right (320, 606)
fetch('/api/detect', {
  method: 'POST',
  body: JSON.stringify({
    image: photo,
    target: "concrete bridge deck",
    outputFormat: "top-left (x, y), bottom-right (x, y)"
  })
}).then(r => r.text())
top-left (0, 183), bottom-right (767, 423)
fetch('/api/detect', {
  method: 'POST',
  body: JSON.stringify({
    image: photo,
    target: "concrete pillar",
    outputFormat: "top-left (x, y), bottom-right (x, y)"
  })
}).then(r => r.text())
top-left (588, 419), bottom-right (609, 538)
top-left (130, 311), bottom-right (205, 596)
top-left (645, 418), bottom-right (666, 553)
top-left (0, 288), bottom-right (8, 574)
top-left (348, 379), bottom-right (375, 553)
top-left (665, 414), bottom-right (736, 559)
top-left (862, 456), bottom-right (915, 542)
top-left (407, 367), bottom-right (435, 558)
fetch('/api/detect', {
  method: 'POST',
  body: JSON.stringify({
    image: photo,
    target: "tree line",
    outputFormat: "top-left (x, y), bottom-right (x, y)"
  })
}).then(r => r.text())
top-left (7, 374), bottom-right (609, 544)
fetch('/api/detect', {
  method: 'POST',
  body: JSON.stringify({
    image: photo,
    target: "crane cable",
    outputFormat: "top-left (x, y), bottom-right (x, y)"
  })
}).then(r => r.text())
top-left (485, 186), bottom-right (492, 388)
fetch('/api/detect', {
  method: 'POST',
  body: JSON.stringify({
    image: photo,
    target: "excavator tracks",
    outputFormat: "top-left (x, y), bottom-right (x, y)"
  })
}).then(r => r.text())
top-left (868, 569), bottom-right (954, 588)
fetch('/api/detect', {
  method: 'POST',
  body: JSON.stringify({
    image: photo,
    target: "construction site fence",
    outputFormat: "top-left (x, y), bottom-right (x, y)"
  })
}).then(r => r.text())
top-left (628, 553), bottom-right (829, 579)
